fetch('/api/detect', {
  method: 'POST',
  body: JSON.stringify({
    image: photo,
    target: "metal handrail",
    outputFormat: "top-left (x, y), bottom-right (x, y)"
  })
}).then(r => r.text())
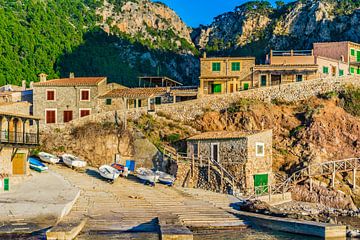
top-left (0, 131), bottom-right (38, 145)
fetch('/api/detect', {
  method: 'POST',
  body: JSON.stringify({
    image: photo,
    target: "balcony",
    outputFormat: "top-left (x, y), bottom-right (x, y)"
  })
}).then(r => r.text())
top-left (0, 113), bottom-right (40, 148)
top-left (269, 50), bottom-right (315, 65)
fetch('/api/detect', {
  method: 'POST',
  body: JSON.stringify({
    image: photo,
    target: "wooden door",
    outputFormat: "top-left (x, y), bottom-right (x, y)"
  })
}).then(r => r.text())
top-left (63, 111), bottom-right (73, 123)
top-left (12, 153), bottom-right (26, 175)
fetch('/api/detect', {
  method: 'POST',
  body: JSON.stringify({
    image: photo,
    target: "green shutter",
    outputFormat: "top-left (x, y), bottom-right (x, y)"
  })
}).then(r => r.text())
top-left (212, 62), bottom-right (221, 72)
top-left (357, 51), bottom-right (360, 62)
top-left (357, 68), bottom-right (360, 75)
top-left (155, 97), bottom-right (162, 105)
top-left (351, 67), bottom-right (355, 74)
top-left (231, 62), bottom-right (240, 71)
top-left (323, 66), bottom-right (329, 74)
top-left (254, 174), bottom-right (268, 194)
top-left (106, 99), bottom-right (112, 105)
top-left (243, 83), bottom-right (249, 90)
top-left (4, 178), bottom-right (9, 191)
top-left (212, 84), bottom-right (222, 93)
top-left (351, 49), bottom-right (355, 56)
top-left (339, 69), bottom-right (344, 76)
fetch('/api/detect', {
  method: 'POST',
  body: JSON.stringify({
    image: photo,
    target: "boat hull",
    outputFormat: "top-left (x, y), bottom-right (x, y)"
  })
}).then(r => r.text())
top-left (62, 154), bottom-right (87, 169)
top-left (38, 152), bottom-right (60, 164)
top-left (99, 165), bottom-right (120, 181)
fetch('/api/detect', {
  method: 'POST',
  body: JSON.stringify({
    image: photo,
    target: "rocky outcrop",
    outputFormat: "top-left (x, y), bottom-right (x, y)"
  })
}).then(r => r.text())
top-left (98, 0), bottom-right (194, 52)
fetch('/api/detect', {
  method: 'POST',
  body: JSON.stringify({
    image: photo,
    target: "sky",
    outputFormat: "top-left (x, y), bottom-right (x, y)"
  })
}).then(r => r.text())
top-left (154, 0), bottom-right (293, 27)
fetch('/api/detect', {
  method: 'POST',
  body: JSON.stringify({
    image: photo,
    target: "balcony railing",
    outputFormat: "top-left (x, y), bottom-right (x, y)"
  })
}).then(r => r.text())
top-left (0, 131), bottom-right (39, 145)
top-left (272, 50), bottom-right (313, 57)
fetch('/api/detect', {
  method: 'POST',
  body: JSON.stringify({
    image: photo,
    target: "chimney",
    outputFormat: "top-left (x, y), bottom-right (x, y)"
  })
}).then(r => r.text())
top-left (39, 73), bottom-right (48, 82)
top-left (69, 72), bottom-right (75, 78)
top-left (22, 80), bottom-right (26, 91)
top-left (30, 81), bottom-right (34, 89)
top-left (203, 52), bottom-right (207, 59)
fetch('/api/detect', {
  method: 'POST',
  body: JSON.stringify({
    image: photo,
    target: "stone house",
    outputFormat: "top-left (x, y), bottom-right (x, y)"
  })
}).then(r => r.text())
top-left (98, 87), bottom-right (197, 112)
top-left (33, 74), bottom-right (109, 125)
top-left (314, 41), bottom-right (360, 75)
top-left (0, 102), bottom-right (40, 192)
top-left (186, 130), bottom-right (272, 194)
top-left (199, 54), bottom-right (256, 95)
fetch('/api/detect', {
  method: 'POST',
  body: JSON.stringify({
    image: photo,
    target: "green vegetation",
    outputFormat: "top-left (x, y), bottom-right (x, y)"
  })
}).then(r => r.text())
top-left (339, 86), bottom-right (360, 116)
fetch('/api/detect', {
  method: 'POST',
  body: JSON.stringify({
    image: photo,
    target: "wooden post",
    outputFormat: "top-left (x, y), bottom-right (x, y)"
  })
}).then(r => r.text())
top-left (207, 158), bottom-right (210, 181)
top-left (332, 162), bottom-right (336, 188)
top-left (220, 168), bottom-right (224, 193)
top-left (191, 154), bottom-right (195, 178)
top-left (353, 168), bottom-right (357, 190)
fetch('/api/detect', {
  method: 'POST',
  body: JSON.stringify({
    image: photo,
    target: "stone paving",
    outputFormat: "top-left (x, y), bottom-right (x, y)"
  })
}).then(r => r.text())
top-left (49, 164), bottom-right (246, 238)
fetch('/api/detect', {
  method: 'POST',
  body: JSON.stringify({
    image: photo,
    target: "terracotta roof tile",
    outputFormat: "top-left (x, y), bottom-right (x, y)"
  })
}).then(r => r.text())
top-left (187, 130), bottom-right (266, 141)
top-left (100, 87), bottom-right (167, 99)
top-left (33, 77), bottom-right (106, 87)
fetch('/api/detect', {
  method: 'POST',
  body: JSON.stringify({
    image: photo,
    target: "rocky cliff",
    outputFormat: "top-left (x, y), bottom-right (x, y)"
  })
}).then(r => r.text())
top-left (193, 0), bottom-right (360, 60)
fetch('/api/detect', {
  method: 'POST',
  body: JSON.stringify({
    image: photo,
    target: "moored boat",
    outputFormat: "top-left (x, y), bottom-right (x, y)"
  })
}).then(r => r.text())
top-left (136, 168), bottom-right (159, 186)
top-left (62, 154), bottom-right (87, 169)
top-left (38, 152), bottom-right (60, 164)
top-left (156, 171), bottom-right (175, 186)
top-left (29, 157), bottom-right (48, 172)
top-left (99, 165), bottom-right (120, 181)
top-left (111, 163), bottom-right (129, 177)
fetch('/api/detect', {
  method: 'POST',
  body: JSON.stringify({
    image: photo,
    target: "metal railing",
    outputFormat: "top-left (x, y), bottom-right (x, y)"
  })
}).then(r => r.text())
top-left (0, 131), bottom-right (39, 145)
top-left (272, 50), bottom-right (313, 56)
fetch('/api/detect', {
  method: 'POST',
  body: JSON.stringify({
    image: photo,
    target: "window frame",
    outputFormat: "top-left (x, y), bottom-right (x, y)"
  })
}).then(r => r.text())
top-left (106, 98), bottom-right (112, 105)
top-left (212, 62), bottom-right (221, 72)
top-left (79, 108), bottom-right (91, 118)
top-left (46, 89), bottom-right (56, 102)
top-left (231, 62), bottom-right (241, 71)
top-left (45, 108), bottom-right (57, 124)
top-left (80, 89), bottom-right (91, 102)
top-left (296, 74), bottom-right (303, 82)
top-left (255, 142), bottom-right (265, 157)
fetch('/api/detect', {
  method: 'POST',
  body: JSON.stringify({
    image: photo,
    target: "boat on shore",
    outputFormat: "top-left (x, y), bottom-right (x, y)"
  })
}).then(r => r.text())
top-left (29, 157), bottom-right (48, 172)
top-left (111, 163), bottom-right (129, 177)
top-left (136, 168), bottom-right (159, 186)
top-left (156, 171), bottom-right (175, 186)
top-left (38, 152), bottom-right (60, 164)
top-left (99, 165), bottom-right (120, 181)
top-left (61, 154), bottom-right (87, 169)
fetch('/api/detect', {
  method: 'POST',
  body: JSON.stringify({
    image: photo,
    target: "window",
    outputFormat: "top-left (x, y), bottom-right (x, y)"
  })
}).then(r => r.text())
top-left (256, 142), bottom-right (265, 157)
top-left (106, 99), bottom-right (112, 105)
top-left (339, 69), bottom-right (344, 76)
top-left (45, 110), bottom-right (56, 124)
top-left (357, 68), bottom-right (360, 75)
top-left (80, 89), bottom-right (90, 101)
top-left (211, 143), bottom-right (219, 162)
top-left (323, 66), bottom-right (329, 74)
top-left (260, 75), bottom-right (267, 87)
top-left (155, 97), bottom-right (162, 105)
top-left (231, 62), bottom-right (240, 71)
top-left (351, 67), bottom-right (355, 74)
top-left (80, 109), bottom-right (91, 118)
top-left (63, 111), bottom-right (73, 123)
top-left (243, 83), bottom-right (249, 90)
top-left (46, 90), bottom-right (55, 101)
top-left (212, 62), bottom-right (221, 72)
top-left (351, 48), bottom-right (355, 56)
top-left (296, 75), bottom-right (303, 82)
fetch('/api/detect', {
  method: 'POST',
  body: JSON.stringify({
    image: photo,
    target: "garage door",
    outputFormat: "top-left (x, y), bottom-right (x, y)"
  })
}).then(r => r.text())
top-left (12, 153), bottom-right (26, 175)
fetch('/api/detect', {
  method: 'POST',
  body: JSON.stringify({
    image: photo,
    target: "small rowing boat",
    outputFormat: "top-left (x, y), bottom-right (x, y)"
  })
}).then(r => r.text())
top-left (38, 152), bottom-right (60, 164)
top-left (99, 165), bottom-right (120, 181)
top-left (29, 157), bottom-right (48, 172)
top-left (156, 171), bottom-right (175, 186)
top-left (136, 168), bottom-right (159, 186)
top-left (111, 163), bottom-right (129, 177)
top-left (62, 154), bottom-right (87, 169)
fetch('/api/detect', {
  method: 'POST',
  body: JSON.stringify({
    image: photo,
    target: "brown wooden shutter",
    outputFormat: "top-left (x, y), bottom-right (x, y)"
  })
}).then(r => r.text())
top-left (47, 91), bottom-right (55, 101)
top-left (46, 110), bottom-right (56, 124)
top-left (80, 110), bottom-right (90, 117)
top-left (63, 111), bottom-right (73, 123)
top-left (81, 90), bottom-right (90, 100)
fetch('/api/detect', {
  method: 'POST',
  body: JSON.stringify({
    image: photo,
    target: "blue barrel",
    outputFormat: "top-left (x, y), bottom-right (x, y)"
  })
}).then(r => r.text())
top-left (125, 160), bottom-right (136, 172)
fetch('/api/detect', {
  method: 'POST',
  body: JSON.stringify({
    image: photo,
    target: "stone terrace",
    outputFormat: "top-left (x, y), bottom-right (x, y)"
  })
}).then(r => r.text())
top-left (46, 76), bottom-right (360, 129)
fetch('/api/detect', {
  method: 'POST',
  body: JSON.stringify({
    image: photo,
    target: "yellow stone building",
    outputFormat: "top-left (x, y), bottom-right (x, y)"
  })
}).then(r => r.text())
top-left (199, 54), bottom-right (255, 96)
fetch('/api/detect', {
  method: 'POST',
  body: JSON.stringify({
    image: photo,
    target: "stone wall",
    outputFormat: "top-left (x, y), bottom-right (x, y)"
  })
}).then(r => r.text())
top-left (0, 102), bottom-right (31, 116)
top-left (46, 76), bottom-right (360, 131)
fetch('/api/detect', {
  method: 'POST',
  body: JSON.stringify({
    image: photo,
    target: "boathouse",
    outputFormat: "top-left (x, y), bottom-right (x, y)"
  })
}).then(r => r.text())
top-left (186, 129), bottom-right (273, 194)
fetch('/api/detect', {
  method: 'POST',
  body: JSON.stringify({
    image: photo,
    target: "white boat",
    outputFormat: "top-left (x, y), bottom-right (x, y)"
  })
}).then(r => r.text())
top-left (62, 154), bottom-right (87, 169)
top-left (99, 165), bottom-right (120, 181)
top-left (136, 168), bottom-right (159, 185)
top-left (156, 171), bottom-right (175, 186)
top-left (38, 152), bottom-right (60, 164)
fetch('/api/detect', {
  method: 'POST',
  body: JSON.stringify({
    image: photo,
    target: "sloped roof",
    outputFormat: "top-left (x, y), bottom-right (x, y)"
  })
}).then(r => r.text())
top-left (100, 87), bottom-right (167, 99)
top-left (187, 130), bottom-right (267, 141)
top-left (33, 77), bottom-right (106, 87)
